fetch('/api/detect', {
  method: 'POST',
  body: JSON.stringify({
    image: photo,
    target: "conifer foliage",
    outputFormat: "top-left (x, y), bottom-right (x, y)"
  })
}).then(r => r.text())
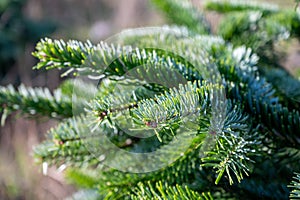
top-left (1, 0), bottom-right (300, 199)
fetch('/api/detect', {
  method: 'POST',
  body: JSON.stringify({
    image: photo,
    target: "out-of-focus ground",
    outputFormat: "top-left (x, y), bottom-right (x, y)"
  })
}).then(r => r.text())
top-left (0, 0), bottom-right (298, 199)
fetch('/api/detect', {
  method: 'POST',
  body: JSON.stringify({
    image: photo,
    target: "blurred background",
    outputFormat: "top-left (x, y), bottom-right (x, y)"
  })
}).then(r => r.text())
top-left (0, 0), bottom-right (297, 199)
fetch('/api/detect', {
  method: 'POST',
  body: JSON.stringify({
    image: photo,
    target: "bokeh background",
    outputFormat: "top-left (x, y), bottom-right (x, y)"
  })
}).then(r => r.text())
top-left (0, 0), bottom-right (297, 199)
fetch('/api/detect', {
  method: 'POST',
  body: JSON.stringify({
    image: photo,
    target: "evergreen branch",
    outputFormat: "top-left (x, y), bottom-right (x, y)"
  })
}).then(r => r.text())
top-left (0, 78), bottom-right (103, 125)
top-left (150, 0), bottom-right (210, 34)
top-left (202, 131), bottom-right (255, 185)
top-left (0, 84), bottom-right (73, 124)
top-left (289, 173), bottom-right (300, 199)
top-left (32, 38), bottom-right (119, 76)
top-left (201, 102), bottom-right (259, 185)
top-left (33, 38), bottom-right (182, 78)
top-left (130, 181), bottom-right (213, 200)
top-left (205, 0), bottom-right (279, 14)
top-left (33, 38), bottom-right (202, 81)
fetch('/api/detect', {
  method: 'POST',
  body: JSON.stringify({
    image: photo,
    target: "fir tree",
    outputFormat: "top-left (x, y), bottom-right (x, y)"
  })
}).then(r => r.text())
top-left (1, 0), bottom-right (300, 199)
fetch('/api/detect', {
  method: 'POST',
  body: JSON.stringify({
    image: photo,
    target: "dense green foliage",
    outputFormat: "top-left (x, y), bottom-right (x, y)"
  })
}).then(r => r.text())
top-left (1, 0), bottom-right (300, 199)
